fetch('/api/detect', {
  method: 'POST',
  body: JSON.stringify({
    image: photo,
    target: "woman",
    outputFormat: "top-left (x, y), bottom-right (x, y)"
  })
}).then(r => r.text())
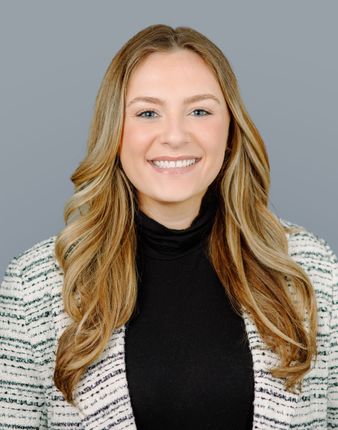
top-left (0, 24), bottom-right (337, 430)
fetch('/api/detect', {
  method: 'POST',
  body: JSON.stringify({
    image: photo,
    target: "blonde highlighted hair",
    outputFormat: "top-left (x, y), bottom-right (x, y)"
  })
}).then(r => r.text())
top-left (54, 24), bottom-right (317, 404)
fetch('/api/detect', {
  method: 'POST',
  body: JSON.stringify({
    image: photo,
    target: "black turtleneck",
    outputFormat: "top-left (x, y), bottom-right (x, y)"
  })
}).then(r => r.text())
top-left (125, 190), bottom-right (254, 430)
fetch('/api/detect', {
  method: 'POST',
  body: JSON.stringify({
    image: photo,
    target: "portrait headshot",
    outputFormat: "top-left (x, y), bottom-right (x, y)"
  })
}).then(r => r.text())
top-left (0, 1), bottom-right (337, 429)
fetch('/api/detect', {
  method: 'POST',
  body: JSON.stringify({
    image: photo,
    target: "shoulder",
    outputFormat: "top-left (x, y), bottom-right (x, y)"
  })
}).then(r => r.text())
top-left (2, 235), bottom-right (62, 305)
top-left (278, 216), bottom-right (336, 263)
top-left (277, 216), bottom-right (337, 299)
top-left (11, 235), bottom-right (58, 269)
top-left (7, 235), bottom-right (59, 276)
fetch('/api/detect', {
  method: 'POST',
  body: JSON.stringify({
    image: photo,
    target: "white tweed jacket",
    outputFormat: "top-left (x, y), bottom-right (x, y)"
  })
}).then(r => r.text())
top-left (0, 218), bottom-right (337, 429)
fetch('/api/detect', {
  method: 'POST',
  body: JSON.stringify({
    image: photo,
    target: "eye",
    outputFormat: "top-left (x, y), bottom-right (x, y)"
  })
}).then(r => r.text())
top-left (191, 109), bottom-right (211, 116)
top-left (136, 110), bottom-right (158, 119)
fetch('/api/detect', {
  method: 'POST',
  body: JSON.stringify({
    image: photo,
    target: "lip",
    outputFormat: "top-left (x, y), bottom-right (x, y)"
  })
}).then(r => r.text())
top-left (148, 155), bottom-right (202, 161)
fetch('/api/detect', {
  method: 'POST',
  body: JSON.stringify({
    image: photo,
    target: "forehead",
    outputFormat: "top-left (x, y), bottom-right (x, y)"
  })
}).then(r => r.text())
top-left (126, 50), bottom-right (222, 96)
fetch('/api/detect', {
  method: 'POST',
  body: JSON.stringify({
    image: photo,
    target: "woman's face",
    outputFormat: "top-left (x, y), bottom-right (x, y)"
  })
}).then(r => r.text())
top-left (120, 49), bottom-right (231, 215)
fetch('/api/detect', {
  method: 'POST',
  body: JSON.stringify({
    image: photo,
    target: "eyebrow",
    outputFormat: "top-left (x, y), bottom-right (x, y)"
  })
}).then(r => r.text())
top-left (126, 93), bottom-right (221, 108)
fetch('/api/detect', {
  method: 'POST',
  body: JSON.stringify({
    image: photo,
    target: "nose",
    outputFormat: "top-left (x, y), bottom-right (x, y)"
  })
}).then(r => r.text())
top-left (160, 113), bottom-right (189, 148)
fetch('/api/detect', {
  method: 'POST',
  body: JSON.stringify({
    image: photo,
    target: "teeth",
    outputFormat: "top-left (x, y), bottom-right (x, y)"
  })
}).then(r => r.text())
top-left (152, 159), bottom-right (198, 168)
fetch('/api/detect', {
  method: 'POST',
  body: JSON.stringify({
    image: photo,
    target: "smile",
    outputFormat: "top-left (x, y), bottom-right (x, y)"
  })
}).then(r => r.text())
top-left (148, 158), bottom-right (202, 175)
top-left (150, 158), bottom-right (199, 169)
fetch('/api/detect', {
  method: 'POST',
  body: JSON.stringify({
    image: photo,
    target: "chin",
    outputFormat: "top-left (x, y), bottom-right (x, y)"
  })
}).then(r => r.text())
top-left (151, 192), bottom-right (200, 205)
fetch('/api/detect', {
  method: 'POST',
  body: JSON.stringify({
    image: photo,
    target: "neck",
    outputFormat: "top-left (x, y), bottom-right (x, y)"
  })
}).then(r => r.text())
top-left (137, 191), bottom-right (206, 230)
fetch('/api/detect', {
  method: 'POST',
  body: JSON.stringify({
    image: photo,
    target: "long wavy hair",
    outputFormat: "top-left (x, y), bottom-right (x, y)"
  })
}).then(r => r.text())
top-left (54, 24), bottom-right (317, 405)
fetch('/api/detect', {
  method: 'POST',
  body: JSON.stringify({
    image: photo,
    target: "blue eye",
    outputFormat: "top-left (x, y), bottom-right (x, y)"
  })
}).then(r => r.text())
top-left (192, 109), bottom-right (211, 116)
top-left (137, 110), bottom-right (158, 118)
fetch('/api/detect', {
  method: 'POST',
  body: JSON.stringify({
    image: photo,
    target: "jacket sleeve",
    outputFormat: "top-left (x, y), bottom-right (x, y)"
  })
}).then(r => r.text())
top-left (0, 256), bottom-right (47, 429)
top-left (327, 243), bottom-right (338, 428)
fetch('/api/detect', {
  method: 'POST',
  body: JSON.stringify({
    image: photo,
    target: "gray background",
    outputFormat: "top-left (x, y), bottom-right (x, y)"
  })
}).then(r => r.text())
top-left (1, 0), bottom-right (337, 276)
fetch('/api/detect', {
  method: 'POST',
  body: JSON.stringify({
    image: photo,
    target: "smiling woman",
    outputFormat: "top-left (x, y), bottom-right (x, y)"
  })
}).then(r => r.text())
top-left (120, 49), bottom-right (230, 229)
top-left (0, 24), bottom-right (337, 430)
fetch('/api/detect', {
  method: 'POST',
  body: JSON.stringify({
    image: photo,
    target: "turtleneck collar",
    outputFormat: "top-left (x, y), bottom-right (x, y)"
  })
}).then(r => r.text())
top-left (135, 187), bottom-right (219, 260)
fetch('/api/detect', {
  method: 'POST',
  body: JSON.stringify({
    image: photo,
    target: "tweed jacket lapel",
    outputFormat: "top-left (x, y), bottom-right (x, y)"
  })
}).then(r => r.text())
top-left (242, 311), bottom-right (300, 429)
top-left (73, 325), bottom-right (137, 430)
top-left (53, 293), bottom-right (137, 430)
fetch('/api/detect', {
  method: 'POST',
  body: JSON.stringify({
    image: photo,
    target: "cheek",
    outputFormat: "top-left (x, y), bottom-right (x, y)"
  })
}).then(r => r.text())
top-left (120, 121), bottom-right (152, 160)
top-left (200, 119), bottom-right (228, 158)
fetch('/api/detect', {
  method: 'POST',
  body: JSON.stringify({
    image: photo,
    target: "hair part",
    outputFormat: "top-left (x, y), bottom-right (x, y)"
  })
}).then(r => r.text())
top-left (53, 24), bottom-right (317, 404)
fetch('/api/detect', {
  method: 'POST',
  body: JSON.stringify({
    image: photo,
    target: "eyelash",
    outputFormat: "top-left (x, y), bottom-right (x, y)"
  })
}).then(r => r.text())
top-left (136, 109), bottom-right (212, 119)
